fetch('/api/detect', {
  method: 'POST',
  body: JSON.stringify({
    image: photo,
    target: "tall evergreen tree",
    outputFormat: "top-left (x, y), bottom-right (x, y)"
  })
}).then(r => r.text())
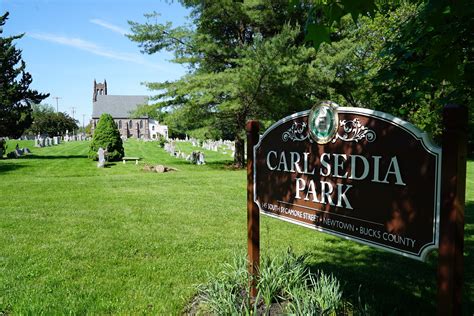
top-left (128, 1), bottom-right (316, 167)
top-left (0, 12), bottom-right (49, 138)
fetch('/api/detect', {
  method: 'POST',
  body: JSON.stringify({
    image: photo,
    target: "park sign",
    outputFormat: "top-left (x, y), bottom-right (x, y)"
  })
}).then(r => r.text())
top-left (253, 102), bottom-right (442, 261)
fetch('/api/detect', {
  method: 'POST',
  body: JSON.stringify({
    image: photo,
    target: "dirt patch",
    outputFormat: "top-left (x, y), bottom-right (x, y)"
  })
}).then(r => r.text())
top-left (143, 164), bottom-right (178, 173)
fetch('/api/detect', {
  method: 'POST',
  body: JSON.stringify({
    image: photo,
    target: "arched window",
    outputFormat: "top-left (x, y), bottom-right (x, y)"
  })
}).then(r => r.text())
top-left (118, 120), bottom-right (122, 129)
top-left (129, 120), bottom-right (133, 128)
top-left (140, 120), bottom-right (143, 128)
top-left (152, 125), bottom-right (155, 131)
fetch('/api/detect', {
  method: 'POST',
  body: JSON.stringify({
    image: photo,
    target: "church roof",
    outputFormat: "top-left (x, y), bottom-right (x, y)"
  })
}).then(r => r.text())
top-left (92, 95), bottom-right (148, 118)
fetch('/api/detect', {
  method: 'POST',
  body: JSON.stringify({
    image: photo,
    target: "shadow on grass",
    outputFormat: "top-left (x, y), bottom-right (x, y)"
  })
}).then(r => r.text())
top-left (0, 162), bottom-right (28, 173)
top-left (156, 158), bottom-right (239, 171)
top-left (24, 154), bottom-right (87, 159)
top-left (304, 201), bottom-right (474, 315)
top-left (306, 240), bottom-right (437, 315)
top-left (204, 160), bottom-right (242, 171)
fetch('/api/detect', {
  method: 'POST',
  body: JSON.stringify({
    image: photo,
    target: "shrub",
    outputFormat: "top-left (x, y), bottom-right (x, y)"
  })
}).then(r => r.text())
top-left (157, 135), bottom-right (167, 148)
top-left (88, 113), bottom-right (124, 161)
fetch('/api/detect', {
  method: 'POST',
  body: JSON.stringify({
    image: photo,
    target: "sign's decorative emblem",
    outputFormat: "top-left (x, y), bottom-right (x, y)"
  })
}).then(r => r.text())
top-left (309, 101), bottom-right (339, 144)
top-left (333, 118), bottom-right (376, 143)
top-left (282, 122), bottom-right (312, 142)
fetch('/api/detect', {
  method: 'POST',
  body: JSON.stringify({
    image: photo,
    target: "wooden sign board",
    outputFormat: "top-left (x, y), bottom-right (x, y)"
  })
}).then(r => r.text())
top-left (253, 106), bottom-right (442, 261)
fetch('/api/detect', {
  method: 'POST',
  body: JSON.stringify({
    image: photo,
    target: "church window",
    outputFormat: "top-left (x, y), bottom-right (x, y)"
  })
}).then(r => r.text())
top-left (140, 120), bottom-right (143, 128)
top-left (119, 120), bottom-right (122, 129)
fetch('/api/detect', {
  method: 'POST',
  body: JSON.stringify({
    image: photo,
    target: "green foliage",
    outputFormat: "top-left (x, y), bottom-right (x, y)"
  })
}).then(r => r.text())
top-left (26, 104), bottom-right (79, 136)
top-left (157, 135), bottom-right (167, 148)
top-left (0, 12), bottom-right (49, 138)
top-left (291, 0), bottom-right (377, 50)
top-left (371, 1), bottom-right (473, 141)
top-left (84, 122), bottom-right (92, 136)
top-left (286, 271), bottom-right (342, 315)
top-left (88, 113), bottom-right (124, 161)
top-left (196, 250), bottom-right (347, 315)
top-left (128, 1), bottom-right (314, 166)
top-left (294, 0), bottom-right (473, 143)
top-left (196, 254), bottom-right (250, 315)
top-left (130, 103), bottom-right (167, 122)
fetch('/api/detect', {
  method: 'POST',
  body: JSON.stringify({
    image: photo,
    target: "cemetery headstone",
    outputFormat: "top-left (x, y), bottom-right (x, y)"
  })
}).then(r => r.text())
top-left (198, 152), bottom-right (205, 165)
top-left (97, 147), bottom-right (106, 168)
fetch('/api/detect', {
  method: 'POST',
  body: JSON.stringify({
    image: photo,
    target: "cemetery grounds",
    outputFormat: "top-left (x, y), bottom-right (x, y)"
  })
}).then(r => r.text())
top-left (0, 139), bottom-right (473, 314)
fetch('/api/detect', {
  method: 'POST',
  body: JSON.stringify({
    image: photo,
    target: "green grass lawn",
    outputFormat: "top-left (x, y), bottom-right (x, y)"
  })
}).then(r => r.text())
top-left (0, 140), bottom-right (473, 314)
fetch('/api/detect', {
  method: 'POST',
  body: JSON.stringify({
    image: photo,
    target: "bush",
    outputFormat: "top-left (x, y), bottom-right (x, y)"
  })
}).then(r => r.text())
top-left (157, 135), bottom-right (167, 148)
top-left (88, 113), bottom-right (124, 161)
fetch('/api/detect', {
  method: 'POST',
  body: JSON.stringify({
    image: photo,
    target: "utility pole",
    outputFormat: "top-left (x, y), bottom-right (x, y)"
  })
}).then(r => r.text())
top-left (82, 114), bottom-right (85, 134)
top-left (71, 107), bottom-right (76, 135)
top-left (52, 96), bottom-right (61, 112)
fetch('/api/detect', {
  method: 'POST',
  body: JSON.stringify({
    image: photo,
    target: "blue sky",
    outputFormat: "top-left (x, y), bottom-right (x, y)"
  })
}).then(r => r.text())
top-left (2, 0), bottom-right (190, 128)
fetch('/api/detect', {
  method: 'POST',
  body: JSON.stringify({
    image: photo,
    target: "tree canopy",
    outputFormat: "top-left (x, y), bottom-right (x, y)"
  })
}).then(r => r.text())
top-left (129, 1), bottom-right (317, 166)
top-left (0, 12), bottom-right (49, 138)
top-left (129, 0), bottom-right (473, 163)
top-left (25, 104), bottom-right (79, 137)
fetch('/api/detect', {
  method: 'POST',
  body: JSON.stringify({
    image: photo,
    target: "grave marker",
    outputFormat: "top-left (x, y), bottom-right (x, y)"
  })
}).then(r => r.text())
top-left (97, 147), bottom-right (106, 168)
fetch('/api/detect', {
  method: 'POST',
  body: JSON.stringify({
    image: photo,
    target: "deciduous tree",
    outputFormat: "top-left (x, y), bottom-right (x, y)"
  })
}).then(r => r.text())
top-left (26, 104), bottom-right (79, 137)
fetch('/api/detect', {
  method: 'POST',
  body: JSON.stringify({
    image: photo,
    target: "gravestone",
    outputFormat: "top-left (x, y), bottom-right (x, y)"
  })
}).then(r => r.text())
top-left (97, 147), bottom-right (106, 168)
top-left (197, 152), bottom-right (205, 165)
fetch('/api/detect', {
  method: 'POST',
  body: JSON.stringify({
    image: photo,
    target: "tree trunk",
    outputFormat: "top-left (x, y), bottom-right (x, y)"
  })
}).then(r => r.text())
top-left (234, 135), bottom-right (245, 168)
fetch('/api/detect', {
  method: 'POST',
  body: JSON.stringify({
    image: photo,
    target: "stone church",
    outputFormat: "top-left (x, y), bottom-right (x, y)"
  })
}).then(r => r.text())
top-left (91, 80), bottom-right (168, 140)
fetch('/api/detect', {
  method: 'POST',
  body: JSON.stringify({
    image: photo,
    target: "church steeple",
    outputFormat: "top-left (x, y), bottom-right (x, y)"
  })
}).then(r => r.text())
top-left (93, 79), bottom-right (108, 102)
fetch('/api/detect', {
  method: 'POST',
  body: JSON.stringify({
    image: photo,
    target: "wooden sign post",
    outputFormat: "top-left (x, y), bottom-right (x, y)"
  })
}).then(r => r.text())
top-left (437, 104), bottom-right (467, 315)
top-left (246, 120), bottom-right (260, 298)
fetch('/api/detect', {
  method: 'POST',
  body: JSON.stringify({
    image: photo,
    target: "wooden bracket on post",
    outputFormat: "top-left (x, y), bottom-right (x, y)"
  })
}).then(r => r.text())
top-left (437, 104), bottom-right (468, 315)
top-left (246, 120), bottom-right (260, 300)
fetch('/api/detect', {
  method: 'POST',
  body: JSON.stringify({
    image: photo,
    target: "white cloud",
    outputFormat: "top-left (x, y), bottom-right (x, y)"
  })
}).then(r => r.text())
top-left (90, 19), bottom-right (128, 35)
top-left (28, 32), bottom-right (164, 70)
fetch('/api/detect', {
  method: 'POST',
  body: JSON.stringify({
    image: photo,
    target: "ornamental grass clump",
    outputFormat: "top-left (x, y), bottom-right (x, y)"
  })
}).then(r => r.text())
top-left (193, 250), bottom-right (354, 315)
top-left (88, 113), bottom-right (124, 161)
